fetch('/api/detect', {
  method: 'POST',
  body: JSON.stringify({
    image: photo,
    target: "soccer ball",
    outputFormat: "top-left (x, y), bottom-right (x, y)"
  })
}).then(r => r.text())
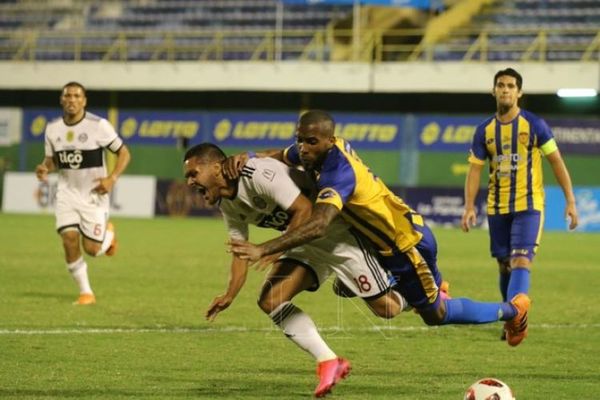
top-left (464, 378), bottom-right (515, 400)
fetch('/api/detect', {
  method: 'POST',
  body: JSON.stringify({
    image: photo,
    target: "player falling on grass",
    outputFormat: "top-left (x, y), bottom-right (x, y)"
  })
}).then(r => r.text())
top-left (35, 82), bottom-right (130, 305)
top-left (226, 110), bottom-right (530, 346)
top-left (461, 68), bottom-right (578, 343)
top-left (184, 143), bottom-right (409, 398)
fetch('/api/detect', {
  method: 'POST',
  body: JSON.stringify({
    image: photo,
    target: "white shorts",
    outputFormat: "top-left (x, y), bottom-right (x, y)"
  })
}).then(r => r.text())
top-left (281, 219), bottom-right (390, 299)
top-left (55, 189), bottom-right (109, 243)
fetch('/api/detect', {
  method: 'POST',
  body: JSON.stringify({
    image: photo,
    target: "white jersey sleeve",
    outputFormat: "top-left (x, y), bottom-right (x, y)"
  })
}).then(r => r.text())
top-left (97, 118), bottom-right (123, 153)
top-left (245, 158), bottom-right (301, 211)
top-left (44, 125), bottom-right (54, 158)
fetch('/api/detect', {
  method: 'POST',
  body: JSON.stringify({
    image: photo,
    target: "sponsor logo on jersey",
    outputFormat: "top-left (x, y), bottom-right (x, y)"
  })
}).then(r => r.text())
top-left (494, 153), bottom-right (521, 163)
top-left (58, 149), bottom-right (83, 169)
top-left (66, 131), bottom-right (75, 142)
top-left (56, 148), bottom-right (103, 170)
top-left (256, 206), bottom-right (290, 231)
top-left (519, 131), bottom-right (529, 145)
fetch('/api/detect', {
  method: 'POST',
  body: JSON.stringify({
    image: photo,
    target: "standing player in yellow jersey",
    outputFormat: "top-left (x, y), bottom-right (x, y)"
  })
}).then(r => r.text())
top-left (227, 110), bottom-right (527, 346)
top-left (461, 68), bottom-right (578, 344)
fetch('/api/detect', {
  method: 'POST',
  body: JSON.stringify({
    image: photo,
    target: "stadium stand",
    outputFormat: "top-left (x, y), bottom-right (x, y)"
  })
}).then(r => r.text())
top-left (0, 0), bottom-right (598, 62)
top-left (443, 0), bottom-right (600, 61)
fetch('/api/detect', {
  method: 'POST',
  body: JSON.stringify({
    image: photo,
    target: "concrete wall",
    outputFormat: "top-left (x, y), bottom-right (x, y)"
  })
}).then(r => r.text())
top-left (2, 61), bottom-right (598, 94)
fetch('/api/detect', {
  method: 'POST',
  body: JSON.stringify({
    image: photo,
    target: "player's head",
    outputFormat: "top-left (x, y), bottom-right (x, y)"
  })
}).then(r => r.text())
top-left (183, 143), bottom-right (228, 205)
top-left (60, 81), bottom-right (87, 118)
top-left (296, 110), bottom-right (336, 171)
top-left (493, 68), bottom-right (523, 110)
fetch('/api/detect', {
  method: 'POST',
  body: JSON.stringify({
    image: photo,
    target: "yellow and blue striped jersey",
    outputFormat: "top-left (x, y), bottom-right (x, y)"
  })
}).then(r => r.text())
top-left (468, 110), bottom-right (558, 215)
top-left (284, 138), bottom-right (423, 254)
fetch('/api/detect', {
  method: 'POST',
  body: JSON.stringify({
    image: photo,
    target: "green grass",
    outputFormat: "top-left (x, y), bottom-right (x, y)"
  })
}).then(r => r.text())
top-left (1, 213), bottom-right (599, 399)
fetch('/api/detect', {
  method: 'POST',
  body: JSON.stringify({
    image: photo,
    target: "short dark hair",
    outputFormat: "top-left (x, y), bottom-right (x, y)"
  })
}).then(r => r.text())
top-left (298, 110), bottom-right (335, 136)
top-left (183, 143), bottom-right (226, 163)
top-left (494, 68), bottom-right (523, 90)
top-left (62, 81), bottom-right (87, 96)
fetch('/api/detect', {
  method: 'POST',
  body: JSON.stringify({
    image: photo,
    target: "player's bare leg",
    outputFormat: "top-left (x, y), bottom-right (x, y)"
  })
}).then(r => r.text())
top-left (364, 291), bottom-right (407, 319)
top-left (332, 277), bottom-right (408, 318)
top-left (60, 229), bottom-right (94, 305)
top-left (82, 221), bottom-right (117, 257)
top-left (258, 260), bottom-right (350, 398)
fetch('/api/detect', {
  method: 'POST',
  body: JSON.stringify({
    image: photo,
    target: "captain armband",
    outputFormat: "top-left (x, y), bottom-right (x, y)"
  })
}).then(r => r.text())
top-left (540, 138), bottom-right (558, 156)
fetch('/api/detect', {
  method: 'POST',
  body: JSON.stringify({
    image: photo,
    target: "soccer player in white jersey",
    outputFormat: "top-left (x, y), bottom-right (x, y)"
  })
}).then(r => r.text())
top-left (184, 143), bottom-right (407, 398)
top-left (35, 82), bottom-right (131, 306)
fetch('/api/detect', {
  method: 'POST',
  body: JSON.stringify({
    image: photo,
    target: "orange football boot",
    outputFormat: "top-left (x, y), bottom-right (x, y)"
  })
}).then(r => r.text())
top-left (74, 293), bottom-right (96, 305)
top-left (314, 357), bottom-right (351, 398)
top-left (504, 293), bottom-right (531, 346)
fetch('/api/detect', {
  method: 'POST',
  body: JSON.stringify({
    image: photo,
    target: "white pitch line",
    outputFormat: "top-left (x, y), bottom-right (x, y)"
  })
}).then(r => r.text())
top-left (1, 323), bottom-right (600, 335)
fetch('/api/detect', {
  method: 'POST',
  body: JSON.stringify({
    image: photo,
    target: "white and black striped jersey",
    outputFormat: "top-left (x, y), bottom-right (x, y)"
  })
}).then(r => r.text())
top-left (44, 112), bottom-right (123, 197)
top-left (219, 157), bottom-right (315, 240)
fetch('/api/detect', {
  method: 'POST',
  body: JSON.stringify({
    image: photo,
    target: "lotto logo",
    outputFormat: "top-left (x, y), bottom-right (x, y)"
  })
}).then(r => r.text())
top-left (58, 150), bottom-right (83, 169)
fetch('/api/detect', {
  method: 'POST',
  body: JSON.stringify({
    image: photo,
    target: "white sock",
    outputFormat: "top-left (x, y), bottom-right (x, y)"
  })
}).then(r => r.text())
top-left (269, 301), bottom-right (336, 362)
top-left (392, 290), bottom-right (413, 312)
top-left (67, 257), bottom-right (93, 295)
top-left (95, 229), bottom-right (114, 256)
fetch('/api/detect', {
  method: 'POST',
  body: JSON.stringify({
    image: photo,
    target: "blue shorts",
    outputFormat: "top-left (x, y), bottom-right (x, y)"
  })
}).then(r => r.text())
top-left (377, 224), bottom-right (443, 312)
top-left (487, 210), bottom-right (543, 261)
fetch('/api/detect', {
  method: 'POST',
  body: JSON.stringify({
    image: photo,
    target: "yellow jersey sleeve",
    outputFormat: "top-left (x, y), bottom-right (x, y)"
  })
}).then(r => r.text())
top-left (315, 188), bottom-right (344, 210)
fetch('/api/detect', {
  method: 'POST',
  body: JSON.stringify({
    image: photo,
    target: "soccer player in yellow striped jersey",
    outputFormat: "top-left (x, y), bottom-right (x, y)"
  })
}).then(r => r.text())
top-left (462, 68), bottom-right (578, 345)
top-left (228, 110), bottom-right (528, 341)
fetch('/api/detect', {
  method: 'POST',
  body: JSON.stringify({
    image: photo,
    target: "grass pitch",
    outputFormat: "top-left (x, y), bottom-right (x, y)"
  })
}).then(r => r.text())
top-left (1, 213), bottom-right (599, 399)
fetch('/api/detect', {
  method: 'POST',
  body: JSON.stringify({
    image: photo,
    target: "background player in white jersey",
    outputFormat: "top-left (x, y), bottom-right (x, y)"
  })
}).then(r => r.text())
top-left (35, 82), bottom-right (131, 305)
top-left (184, 143), bottom-right (406, 398)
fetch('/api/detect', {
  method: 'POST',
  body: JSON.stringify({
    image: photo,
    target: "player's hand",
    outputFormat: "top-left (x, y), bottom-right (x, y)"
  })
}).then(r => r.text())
top-left (461, 208), bottom-right (477, 232)
top-left (222, 153), bottom-right (249, 180)
top-left (251, 252), bottom-right (283, 272)
top-left (92, 176), bottom-right (116, 195)
top-left (35, 164), bottom-right (49, 182)
top-left (227, 239), bottom-right (264, 263)
top-left (205, 294), bottom-right (233, 322)
top-left (566, 202), bottom-right (578, 230)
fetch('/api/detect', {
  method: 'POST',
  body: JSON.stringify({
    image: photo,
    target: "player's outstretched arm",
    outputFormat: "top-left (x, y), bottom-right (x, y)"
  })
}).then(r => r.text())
top-left (35, 156), bottom-right (55, 182)
top-left (205, 256), bottom-right (249, 322)
top-left (229, 203), bottom-right (339, 262)
top-left (462, 162), bottom-right (484, 232)
top-left (546, 149), bottom-right (578, 230)
top-left (222, 149), bottom-right (285, 179)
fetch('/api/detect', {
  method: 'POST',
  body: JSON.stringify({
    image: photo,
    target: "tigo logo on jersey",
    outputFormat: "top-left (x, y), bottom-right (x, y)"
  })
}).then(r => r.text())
top-left (58, 150), bottom-right (83, 169)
